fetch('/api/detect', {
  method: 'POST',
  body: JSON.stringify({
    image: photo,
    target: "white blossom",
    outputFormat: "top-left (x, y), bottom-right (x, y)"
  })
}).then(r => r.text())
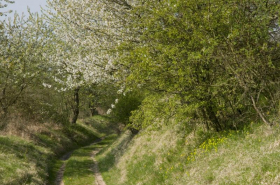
top-left (44, 0), bottom-right (134, 90)
top-left (42, 83), bottom-right (52, 88)
top-left (106, 108), bottom-right (112, 114)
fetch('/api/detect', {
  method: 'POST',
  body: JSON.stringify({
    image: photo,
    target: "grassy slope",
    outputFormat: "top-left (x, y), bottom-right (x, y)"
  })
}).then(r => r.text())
top-left (0, 115), bottom-right (116, 185)
top-left (97, 122), bottom-right (280, 185)
top-left (0, 136), bottom-right (51, 185)
top-left (96, 130), bottom-right (134, 181)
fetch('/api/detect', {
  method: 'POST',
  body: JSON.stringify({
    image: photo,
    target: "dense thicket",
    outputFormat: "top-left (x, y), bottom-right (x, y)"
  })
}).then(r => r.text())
top-left (118, 0), bottom-right (280, 131)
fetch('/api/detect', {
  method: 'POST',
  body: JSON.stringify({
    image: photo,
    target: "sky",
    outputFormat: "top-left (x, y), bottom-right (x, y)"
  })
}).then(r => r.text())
top-left (1, 0), bottom-right (47, 20)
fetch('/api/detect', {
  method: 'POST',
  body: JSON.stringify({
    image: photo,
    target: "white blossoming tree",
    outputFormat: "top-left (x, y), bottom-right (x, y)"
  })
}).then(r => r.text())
top-left (0, 12), bottom-right (52, 123)
top-left (44, 0), bottom-right (134, 123)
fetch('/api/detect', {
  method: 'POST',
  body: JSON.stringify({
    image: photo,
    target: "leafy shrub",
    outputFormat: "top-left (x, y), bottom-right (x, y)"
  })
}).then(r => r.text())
top-left (111, 91), bottom-right (143, 129)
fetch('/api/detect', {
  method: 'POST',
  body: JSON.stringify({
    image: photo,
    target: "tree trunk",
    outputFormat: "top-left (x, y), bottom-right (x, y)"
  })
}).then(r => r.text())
top-left (206, 105), bottom-right (222, 132)
top-left (89, 102), bottom-right (99, 116)
top-left (1, 106), bottom-right (8, 118)
top-left (250, 96), bottom-right (272, 126)
top-left (201, 108), bottom-right (210, 131)
top-left (71, 87), bottom-right (80, 124)
top-left (0, 107), bottom-right (8, 130)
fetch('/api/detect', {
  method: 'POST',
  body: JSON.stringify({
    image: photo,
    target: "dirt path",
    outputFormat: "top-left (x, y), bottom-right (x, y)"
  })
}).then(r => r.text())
top-left (92, 149), bottom-right (106, 185)
top-left (55, 163), bottom-right (65, 185)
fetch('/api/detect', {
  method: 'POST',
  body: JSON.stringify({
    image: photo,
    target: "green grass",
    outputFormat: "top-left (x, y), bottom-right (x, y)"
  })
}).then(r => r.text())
top-left (0, 136), bottom-right (51, 184)
top-left (94, 131), bottom-right (134, 184)
top-left (63, 146), bottom-right (97, 185)
top-left (0, 115), bottom-right (117, 185)
top-left (3, 113), bottom-right (279, 185)
top-left (95, 122), bottom-right (280, 185)
top-left (63, 134), bottom-right (118, 185)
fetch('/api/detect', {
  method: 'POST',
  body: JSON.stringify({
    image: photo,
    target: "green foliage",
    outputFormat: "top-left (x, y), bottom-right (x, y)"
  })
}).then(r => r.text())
top-left (117, 0), bottom-right (280, 130)
top-left (111, 91), bottom-right (143, 126)
top-left (130, 93), bottom-right (197, 130)
top-left (84, 83), bottom-right (118, 116)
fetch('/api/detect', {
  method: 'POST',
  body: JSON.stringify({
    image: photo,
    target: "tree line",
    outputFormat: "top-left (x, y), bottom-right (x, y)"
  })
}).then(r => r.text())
top-left (1, 0), bottom-right (280, 131)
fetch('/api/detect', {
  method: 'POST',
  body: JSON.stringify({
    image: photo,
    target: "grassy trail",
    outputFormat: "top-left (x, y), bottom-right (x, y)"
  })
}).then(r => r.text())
top-left (59, 135), bottom-right (117, 185)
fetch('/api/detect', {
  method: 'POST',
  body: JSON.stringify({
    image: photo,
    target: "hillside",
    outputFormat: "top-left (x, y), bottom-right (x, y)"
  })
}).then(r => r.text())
top-left (96, 122), bottom-right (280, 185)
top-left (0, 116), bottom-right (117, 184)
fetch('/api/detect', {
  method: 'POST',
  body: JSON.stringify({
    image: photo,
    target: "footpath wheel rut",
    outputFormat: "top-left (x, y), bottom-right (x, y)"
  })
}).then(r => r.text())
top-left (92, 149), bottom-right (106, 185)
top-left (55, 151), bottom-right (72, 185)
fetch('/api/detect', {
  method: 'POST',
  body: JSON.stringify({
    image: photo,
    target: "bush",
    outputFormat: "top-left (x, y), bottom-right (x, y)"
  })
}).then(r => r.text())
top-left (111, 91), bottom-right (143, 129)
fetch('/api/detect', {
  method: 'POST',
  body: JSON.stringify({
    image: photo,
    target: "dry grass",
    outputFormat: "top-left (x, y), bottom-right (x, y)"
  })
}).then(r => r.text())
top-left (0, 115), bottom-right (61, 140)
